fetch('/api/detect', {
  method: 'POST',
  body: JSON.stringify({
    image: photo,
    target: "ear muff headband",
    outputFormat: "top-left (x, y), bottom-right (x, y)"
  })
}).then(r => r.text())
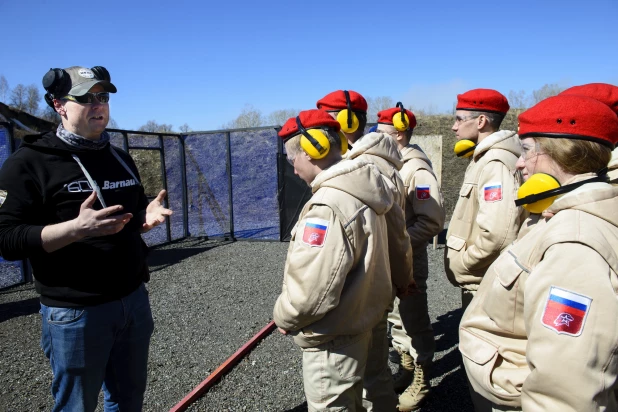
top-left (393, 102), bottom-right (410, 132)
top-left (454, 139), bottom-right (476, 157)
top-left (515, 170), bottom-right (608, 213)
top-left (336, 90), bottom-right (360, 134)
top-left (296, 116), bottom-right (330, 160)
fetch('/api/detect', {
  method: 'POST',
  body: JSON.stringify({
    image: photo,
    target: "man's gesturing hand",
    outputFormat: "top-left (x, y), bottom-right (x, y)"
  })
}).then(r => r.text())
top-left (73, 191), bottom-right (133, 238)
top-left (141, 189), bottom-right (173, 233)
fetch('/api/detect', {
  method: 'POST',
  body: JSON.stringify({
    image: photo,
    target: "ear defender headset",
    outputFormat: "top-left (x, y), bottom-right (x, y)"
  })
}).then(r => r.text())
top-left (454, 139), bottom-right (477, 158)
top-left (42, 66), bottom-right (111, 108)
top-left (515, 169), bottom-right (609, 214)
top-left (392, 102), bottom-right (410, 132)
top-left (296, 116), bottom-right (348, 159)
top-left (336, 90), bottom-right (360, 134)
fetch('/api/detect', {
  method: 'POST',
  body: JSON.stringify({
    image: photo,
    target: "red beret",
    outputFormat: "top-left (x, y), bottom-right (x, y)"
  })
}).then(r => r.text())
top-left (456, 88), bottom-right (510, 114)
top-left (560, 83), bottom-right (618, 115)
top-left (377, 107), bottom-right (417, 129)
top-left (316, 90), bottom-right (368, 113)
top-left (518, 95), bottom-right (618, 148)
top-left (278, 109), bottom-right (341, 141)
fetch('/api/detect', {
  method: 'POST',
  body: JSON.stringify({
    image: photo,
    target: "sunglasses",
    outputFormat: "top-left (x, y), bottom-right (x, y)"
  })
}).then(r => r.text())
top-left (62, 92), bottom-right (110, 104)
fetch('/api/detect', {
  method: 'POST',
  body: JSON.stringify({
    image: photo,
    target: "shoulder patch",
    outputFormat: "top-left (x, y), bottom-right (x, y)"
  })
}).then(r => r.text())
top-left (541, 286), bottom-right (592, 336)
top-left (415, 185), bottom-right (431, 200)
top-left (301, 218), bottom-right (329, 247)
top-left (0, 190), bottom-right (7, 208)
top-left (483, 182), bottom-right (502, 202)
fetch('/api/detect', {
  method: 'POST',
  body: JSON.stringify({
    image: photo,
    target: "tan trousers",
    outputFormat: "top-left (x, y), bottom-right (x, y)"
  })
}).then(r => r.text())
top-left (388, 244), bottom-right (435, 364)
top-left (302, 331), bottom-right (372, 412)
top-left (362, 312), bottom-right (397, 411)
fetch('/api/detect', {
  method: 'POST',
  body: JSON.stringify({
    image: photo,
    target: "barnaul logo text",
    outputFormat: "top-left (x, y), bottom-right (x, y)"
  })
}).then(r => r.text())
top-left (102, 179), bottom-right (138, 190)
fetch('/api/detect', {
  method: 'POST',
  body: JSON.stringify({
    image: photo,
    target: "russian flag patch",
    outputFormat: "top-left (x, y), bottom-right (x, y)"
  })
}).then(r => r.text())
top-left (541, 286), bottom-right (592, 336)
top-left (301, 218), bottom-right (329, 247)
top-left (483, 182), bottom-right (502, 202)
top-left (416, 185), bottom-right (431, 200)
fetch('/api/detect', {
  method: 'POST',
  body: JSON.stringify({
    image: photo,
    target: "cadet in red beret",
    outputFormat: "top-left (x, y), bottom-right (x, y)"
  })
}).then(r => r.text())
top-left (317, 91), bottom-right (415, 410)
top-left (560, 83), bottom-right (618, 183)
top-left (459, 94), bottom-right (618, 412)
top-left (377, 105), bottom-right (445, 410)
top-left (273, 110), bottom-right (397, 411)
top-left (444, 89), bottom-right (526, 310)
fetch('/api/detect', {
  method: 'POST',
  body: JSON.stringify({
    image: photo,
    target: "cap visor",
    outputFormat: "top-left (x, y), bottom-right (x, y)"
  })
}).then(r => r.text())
top-left (69, 80), bottom-right (117, 96)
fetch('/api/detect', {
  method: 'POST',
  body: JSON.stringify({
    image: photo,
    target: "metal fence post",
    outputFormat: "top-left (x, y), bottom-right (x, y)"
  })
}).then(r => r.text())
top-left (158, 134), bottom-right (172, 243)
top-left (179, 135), bottom-right (189, 238)
top-left (225, 131), bottom-right (235, 240)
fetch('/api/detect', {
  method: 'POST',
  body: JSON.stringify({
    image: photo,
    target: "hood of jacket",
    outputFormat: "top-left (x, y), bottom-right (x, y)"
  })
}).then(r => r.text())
top-left (546, 173), bottom-right (618, 227)
top-left (345, 132), bottom-right (403, 171)
top-left (311, 158), bottom-right (394, 215)
top-left (21, 130), bottom-right (110, 155)
top-left (400, 143), bottom-right (433, 166)
top-left (473, 130), bottom-right (521, 159)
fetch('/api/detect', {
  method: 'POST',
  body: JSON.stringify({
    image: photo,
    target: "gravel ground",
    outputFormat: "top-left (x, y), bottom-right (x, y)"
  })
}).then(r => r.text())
top-left (0, 238), bottom-right (472, 412)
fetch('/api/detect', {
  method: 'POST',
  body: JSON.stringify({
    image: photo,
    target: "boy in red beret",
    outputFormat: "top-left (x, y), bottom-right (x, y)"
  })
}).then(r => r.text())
top-left (273, 110), bottom-right (397, 411)
top-left (317, 90), bottom-right (415, 411)
top-left (377, 105), bottom-right (445, 410)
top-left (444, 89), bottom-right (526, 309)
top-left (459, 94), bottom-right (618, 412)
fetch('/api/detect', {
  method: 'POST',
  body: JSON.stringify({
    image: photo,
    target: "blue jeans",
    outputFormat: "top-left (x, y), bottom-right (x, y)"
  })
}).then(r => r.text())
top-left (40, 284), bottom-right (154, 412)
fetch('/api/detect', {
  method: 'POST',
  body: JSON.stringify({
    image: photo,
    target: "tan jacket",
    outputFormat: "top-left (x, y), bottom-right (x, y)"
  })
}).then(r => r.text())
top-left (444, 130), bottom-right (525, 291)
top-left (608, 147), bottom-right (618, 184)
top-left (399, 144), bottom-right (445, 248)
top-left (459, 176), bottom-right (618, 411)
top-left (273, 159), bottom-right (395, 348)
top-left (345, 132), bottom-right (414, 293)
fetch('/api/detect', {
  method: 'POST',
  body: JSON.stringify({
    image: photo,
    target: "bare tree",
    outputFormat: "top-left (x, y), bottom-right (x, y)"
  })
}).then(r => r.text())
top-left (9, 84), bottom-right (27, 111)
top-left (108, 117), bottom-right (119, 129)
top-left (508, 89), bottom-right (528, 110)
top-left (179, 123), bottom-right (191, 133)
top-left (532, 83), bottom-right (565, 105)
top-left (41, 105), bottom-right (61, 124)
top-left (267, 109), bottom-right (298, 126)
top-left (25, 84), bottom-right (41, 115)
top-left (139, 120), bottom-right (160, 133)
top-left (222, 104), bottom-right (264, 129)
top-left (366, 96), bottom-right (395, 123)
top-left (0, 75), bottom-right (8, 103)
top-left (139, 120), bottom-right (173, 133)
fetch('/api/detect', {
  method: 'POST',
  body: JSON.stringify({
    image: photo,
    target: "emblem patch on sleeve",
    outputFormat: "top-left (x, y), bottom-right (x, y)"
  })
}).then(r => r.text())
top-left (541, 286), bottom-right (592, 336)
top-left (301, 218), bottom-right (329, 247)
top-left (0, 190), bottom-right (7, 208)
top-left (483, 182), bottom-right (502, 202)
top-left (415, 185), bottom-right (431, 200)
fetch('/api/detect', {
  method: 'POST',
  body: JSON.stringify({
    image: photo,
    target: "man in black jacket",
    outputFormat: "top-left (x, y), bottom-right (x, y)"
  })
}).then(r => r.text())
top-left (0, 65), bottom-right (172, 412)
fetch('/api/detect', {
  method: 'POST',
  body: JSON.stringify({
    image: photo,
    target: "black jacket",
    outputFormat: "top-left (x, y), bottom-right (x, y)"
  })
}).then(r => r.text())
top-left (0, 131), bottom-right (150, 307)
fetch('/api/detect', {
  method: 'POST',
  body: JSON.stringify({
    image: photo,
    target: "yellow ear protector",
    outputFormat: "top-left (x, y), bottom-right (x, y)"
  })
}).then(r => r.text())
top-left (296, 116), bottom-right (331, 160)
top-left (515, 169), bottom-right (608, 214)
top-left (336, 90), bottom-right (360, 134)
top-left (454, 140), bottom-right (477, 157)
top-left (338, 131), bottom-right (348, 155)
top-left (392, 102), bottom-right (410, 132)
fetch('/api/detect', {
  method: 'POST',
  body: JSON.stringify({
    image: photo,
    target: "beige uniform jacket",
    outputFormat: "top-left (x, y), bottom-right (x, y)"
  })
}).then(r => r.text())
top-left (444, 130), bottom-right (525, 291)
top-left (273, 159), bottom-right (395, 348)
top-left (399, 144), bottom-right (445, 249)
top-left (459, 176), bottom-right (618, 411)
top-left (608, 147), bottom-right (618, 184)
top-left (345, 132), bottom-right (414, 293)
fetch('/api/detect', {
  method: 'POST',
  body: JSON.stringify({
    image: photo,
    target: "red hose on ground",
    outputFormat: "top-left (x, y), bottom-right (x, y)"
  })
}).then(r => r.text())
top-left (169, 320), bottom-right (277, 412)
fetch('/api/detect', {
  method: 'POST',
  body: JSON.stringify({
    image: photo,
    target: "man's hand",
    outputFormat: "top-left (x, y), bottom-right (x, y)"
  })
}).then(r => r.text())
top-left (141, 189), bottom-right (173, 233)
top-left (73, 191), bottom-right (133, 238)
top-left (277, 327), bottom-right (288, 335)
